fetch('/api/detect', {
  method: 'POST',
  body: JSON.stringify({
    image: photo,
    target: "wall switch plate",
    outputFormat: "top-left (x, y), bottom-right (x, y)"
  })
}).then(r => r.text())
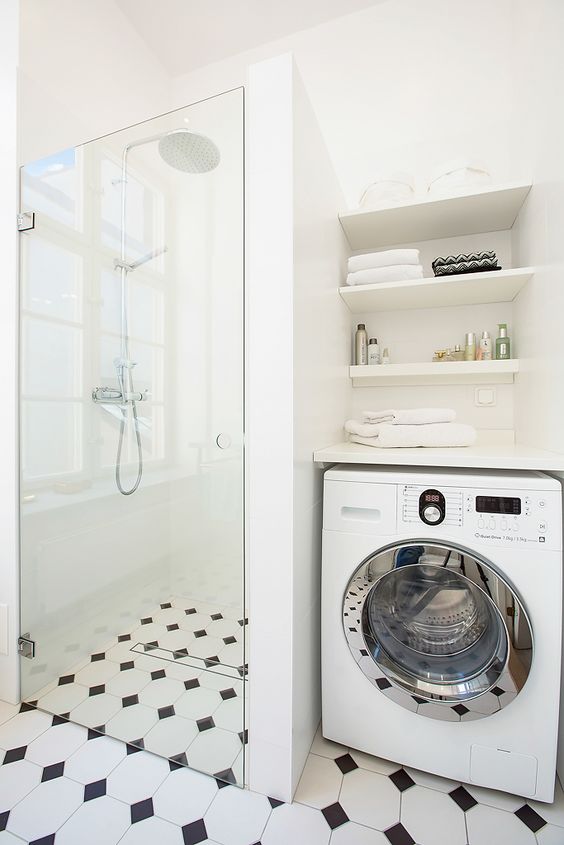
top-left (475, 387), bottom-right (496, 406)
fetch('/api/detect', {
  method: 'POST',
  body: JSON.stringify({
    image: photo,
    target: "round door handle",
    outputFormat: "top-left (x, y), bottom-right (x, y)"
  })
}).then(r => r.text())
top-left (216, 433), bottom-right (232, 449)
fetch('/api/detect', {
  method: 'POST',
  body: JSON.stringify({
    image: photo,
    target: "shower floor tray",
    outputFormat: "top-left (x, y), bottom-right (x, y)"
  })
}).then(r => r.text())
top-left (26, 595), bottom-right (248, 785)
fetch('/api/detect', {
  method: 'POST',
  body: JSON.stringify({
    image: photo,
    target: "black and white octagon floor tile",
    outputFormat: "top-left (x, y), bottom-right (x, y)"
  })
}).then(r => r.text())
top-left (1, 709), bottom-right (564, 844)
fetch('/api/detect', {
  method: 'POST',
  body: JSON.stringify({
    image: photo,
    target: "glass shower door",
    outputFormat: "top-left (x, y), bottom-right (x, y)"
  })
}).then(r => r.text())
top-left (19, 90), bottom-right (246, 784)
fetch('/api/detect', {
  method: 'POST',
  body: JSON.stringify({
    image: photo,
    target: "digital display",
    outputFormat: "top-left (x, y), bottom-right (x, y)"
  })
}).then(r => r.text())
top-left (424, 493), bottom-right (441, 503)
top-left (476, 496), bottom-right (521, 515)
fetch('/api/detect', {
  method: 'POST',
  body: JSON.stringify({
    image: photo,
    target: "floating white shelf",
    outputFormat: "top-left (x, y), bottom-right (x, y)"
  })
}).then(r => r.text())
top-left (340, 267), bottom-right (534, 313)
top-left (350, 360), bottom-right (519, 387)
top-left (313, 442), bottom-right (564, 472)
top-left (339, 182), bottom-right (531, 250)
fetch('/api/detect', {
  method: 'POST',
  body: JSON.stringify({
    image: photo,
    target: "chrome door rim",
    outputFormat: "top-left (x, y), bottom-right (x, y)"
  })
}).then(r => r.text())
top-left (343, 540), bottom-right (533, 721)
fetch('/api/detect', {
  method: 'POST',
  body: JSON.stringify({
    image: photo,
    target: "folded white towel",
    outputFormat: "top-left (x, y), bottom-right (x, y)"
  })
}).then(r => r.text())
top-left (348, 249), bottom-right (420, 273)
top-left (346, 264), bottom-right (424, 286)
top-left (348, 423), bottom-right (477, 449)
top-left (362, 408), bottom-right (456, 426)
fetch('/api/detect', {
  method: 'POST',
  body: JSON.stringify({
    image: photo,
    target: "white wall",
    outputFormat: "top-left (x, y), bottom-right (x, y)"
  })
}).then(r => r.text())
top-left (247, 54), bottom-right (349, 800)
top-left (0, 0), bottom-right (20, 704)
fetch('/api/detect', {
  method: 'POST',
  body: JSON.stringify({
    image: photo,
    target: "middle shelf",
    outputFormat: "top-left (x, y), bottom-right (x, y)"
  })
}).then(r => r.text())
top-left (350, 359), bottom-right (519, 386)
top-left (339, 267), bottom-right (534, 313)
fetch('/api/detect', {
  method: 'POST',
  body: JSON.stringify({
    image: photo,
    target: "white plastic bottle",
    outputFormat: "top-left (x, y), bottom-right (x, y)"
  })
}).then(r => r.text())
top-left (368, 338), bottom-right (381, 365)
top-left (354, 324), bottom-right (368, 365)
top-left (479, 331), bottom-right (492, 361)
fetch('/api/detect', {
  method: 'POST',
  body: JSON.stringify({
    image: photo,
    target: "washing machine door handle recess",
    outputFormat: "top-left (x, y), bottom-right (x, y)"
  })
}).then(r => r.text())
top-left (342, 540), bottom-right (533, 722)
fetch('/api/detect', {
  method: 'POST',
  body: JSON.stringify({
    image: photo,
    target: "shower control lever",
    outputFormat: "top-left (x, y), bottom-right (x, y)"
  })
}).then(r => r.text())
top-left (92, 387), bottom-right (148, 404)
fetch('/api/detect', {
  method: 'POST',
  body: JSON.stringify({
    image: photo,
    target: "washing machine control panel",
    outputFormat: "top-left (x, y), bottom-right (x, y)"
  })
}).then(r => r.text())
top-left (399, 484), bottom-right (561, 549)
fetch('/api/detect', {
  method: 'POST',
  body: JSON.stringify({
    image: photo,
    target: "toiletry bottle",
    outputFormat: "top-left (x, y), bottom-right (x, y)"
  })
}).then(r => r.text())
top-left (381, 347), bottom-right (390, 365)
top-left (495, 323), bottom-right (511, 360)
top-left (479, 331), bottom-right (492, 361)
top-left (444, 348), bottom-right (455, 362)
top-left (464, 332), bottom-right (476, 361)
top-left (367, 337), bottom-right (381, 365)
top-left (355, 324), bottom-right (368, 365)
top-left (452, 344), bottom-right (464, 361)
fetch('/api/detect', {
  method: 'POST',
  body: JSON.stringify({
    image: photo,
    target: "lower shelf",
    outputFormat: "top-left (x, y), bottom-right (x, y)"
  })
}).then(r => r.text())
top-left (350, 360), bottom-right (519, 386)
top-left (313, 441), bottom-right (564, 472)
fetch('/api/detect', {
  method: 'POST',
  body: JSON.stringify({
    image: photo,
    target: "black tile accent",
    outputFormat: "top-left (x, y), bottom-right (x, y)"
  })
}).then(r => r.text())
top-left (182, 818), bottom-right (208, 845)
top-left (491, 686), bottom-right (505, 697)
top-left (451, 703), bottom-right (470, 716)
top-left (169, 752), bottom-right (188, 769)
top-left (3, 746), bottom-right (27, 764)
top-left (223, 636), bottom-right (237, 645)
top-left (58, 674), bottom-right (75, 686)
top-left (214, 768), bottom-right (236, 786)
top-left (238, 729), bottom-right (248, 745)
top-left (42, 761), bottom-right (65, 782)
top-left (120, 661), bottom-right (135, 671)
top-left (87, 728), bottom-right (103, 741)
top-left (151, 669), bottom-right (166, 681)
top-left (376, 677), bottom-right (392, 690)
top-left (220, 687), bottom-right (236, 700)
top-left (335, 753), bottom-right (359, 775)
top-left (140, 617), bottom-right (153, 625)
top-left (238, 618), bottom-right (249, 626)
top-left (194, 629), bottom-right (207, 639)
top-left (185, 678), bottom-right (200, 690)
top-left (118, 634), bottom-right (131, 643)
top-left (515, 804), bottom-right (547, 833)
top-left (123, 694), bottom-right (139, 708)
top-left (30, 835), bottom-right (56, 845)
top-left (84, 779), bottom-right (107, 801)
top-left (210, 613), bottom-right (223, 621)
top-left (389, 768), bottom-right (416, 792)
top-left (89, 684), bottom-right (105, 697)
top-left (92, 724), bottom-right (106, 735)
top-left (196, 716), bottom-right (215, 732)
top-left (131, 797), bottom-right (154, 824)
top-left (52, 714), bottom-right (68, 727)
top-left (322, 802), bottom-right (349, 830)
top-left (59, 712), bottom-right (71, 720)
top-left (360, 648), bottom-right (369, 656)
top-left (144, 641), bottom-right (159, 652)
top-left (167, 623), bottom-right (180, 632)
top-left (185, 608), bottom-right (197, 615)
top-left (158, 705), bottom-right (175, 720)
top-left (268, 796), bottom-right (284, 808)
top-left (0, 810), bottom-right (9, 831)
top-left (412, 695), bottom-right (428, 705)
top-left (126, 740), bottom-right (145, 754)
top-left (174, 648), bottom-right (189, 660)
top-left (91, 652), bottom-right (105, 662)
top-left (449, 786), bottom-right (478, 812)
top-left (19, 701), bottom-right (36, 713)
top-left (237, 663), bottom-right (248, 677)
top-left (160, 602), bottom-right (172, 609)
top-left (205, 657), bottom-right (220, 668)
top-left (384, 822), bottom-right (416, 845)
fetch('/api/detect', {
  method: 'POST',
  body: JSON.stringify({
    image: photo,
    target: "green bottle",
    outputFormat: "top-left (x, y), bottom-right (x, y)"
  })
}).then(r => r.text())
top-left (495, 324), bottom-right (510, 360)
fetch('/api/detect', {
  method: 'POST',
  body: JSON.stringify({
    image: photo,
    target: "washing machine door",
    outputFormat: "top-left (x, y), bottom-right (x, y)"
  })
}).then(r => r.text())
top-left (343, 541), bottom-right (532, 721)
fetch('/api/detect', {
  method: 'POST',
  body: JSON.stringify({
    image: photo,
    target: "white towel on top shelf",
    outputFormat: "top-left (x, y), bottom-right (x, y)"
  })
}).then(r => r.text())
top-left (361, 408), bottom-right (456, 426)
top-left (346, 264), bottom-right (424, 286)
top-left (348, 249), bottom-right (420, 273)
top-left (348, 423), bottom-right (477, 449)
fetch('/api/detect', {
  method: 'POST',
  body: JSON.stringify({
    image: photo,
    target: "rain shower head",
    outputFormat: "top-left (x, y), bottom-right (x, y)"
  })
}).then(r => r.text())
top-left (158, 129), bottom-right (220, 173)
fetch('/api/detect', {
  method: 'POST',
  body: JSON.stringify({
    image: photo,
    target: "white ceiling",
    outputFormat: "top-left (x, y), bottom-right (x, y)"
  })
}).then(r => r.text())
top-left (115, 0), bottom-right (385, 76)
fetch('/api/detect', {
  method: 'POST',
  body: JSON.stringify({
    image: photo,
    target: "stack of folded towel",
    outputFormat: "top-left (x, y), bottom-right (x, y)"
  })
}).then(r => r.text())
top-left (345, 408), bottom-right (477, 449)
top-left (432, 251), bottom-right (501, 277)
top-left (346, 249), bottom-right (424, 286)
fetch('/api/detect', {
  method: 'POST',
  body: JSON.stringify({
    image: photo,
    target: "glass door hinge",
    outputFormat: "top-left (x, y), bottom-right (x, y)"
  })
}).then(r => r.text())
top-left (17, 212), bottom-right (35, 232)
top-left (18, 634), bottom-right (35, 659)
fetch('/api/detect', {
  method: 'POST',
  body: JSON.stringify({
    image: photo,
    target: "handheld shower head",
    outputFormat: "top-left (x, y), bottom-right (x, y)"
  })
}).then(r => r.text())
top-left (158, 129), bottom-right (220, 173)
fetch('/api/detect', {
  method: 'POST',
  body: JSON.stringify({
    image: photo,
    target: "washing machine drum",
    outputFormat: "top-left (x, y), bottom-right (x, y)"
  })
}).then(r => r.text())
top-left (343, 542), bottom-right (532, 721)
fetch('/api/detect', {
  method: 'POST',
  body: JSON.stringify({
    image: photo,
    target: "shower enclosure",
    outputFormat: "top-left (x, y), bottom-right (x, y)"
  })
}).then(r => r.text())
top-left (18, 90), bottom-right (246, 784)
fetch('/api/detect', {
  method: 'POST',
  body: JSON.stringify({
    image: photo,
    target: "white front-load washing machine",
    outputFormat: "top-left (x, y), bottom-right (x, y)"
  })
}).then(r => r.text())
top-left (321, 465), bottom-right (562, 802)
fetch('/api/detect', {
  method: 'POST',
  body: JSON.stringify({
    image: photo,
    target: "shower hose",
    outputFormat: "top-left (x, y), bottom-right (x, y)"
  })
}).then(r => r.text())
top-left (115, 399), bottom-right (143, 495)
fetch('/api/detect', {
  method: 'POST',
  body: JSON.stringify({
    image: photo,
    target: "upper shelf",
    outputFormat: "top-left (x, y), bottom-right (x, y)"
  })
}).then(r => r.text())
top-left (339, 267), bottom-right (534, 313)
top-left (339, 182), bottom-right (532, 250)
